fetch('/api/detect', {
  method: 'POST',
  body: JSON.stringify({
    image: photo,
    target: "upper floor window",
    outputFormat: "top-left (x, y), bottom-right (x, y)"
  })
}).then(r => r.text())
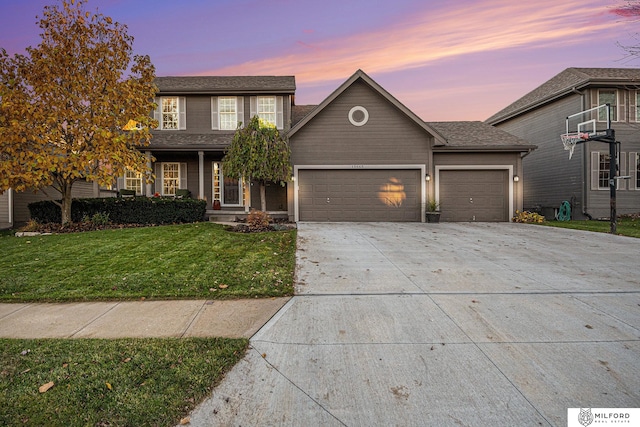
top-left (250, 96), bottom-right (284, 129)
top-left (154, 96), bottom-right (186, 130)
top-left (257, 96), bottom-right (276, 126)
top-left (598, 90), bottom-right (618, 122)
top-left (219, 97), bottom-right (237, 130)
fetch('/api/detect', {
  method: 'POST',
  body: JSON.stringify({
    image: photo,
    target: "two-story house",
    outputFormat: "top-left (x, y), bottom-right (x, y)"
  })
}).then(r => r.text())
top-left (2, 69), bottom-right (536, 226)
top-left (486, 68), bottom-right (640, 219)
top-left (129, 76), bottom-right (295, 219)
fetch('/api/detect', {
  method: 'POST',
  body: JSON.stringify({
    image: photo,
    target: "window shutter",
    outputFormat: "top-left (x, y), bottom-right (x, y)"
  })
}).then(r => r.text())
top-left (630, 153), bottom-right (638, 190)
top-left (276, 96), bottom-right (284, 129)
top-left (250, 96), bottom-right (257, 118)
top-left (237, 96), bottom-right (244, 128)
top-left (180, 163), bottom-right (188, 189)
top-left (631, 91), bottom-right (638, 123)
top-left (179, 97), bottom-right (186, 130)
top-left (154, 97), bottom-right (161, 129)
top-left (211, 97), bottom-right (219, 130)
top-left (619, 152), bottom-right (627, 190)
top-left (591, 152), bottom-right (600, 190)
top-left (117, 176), bottom-right (125, 190)
top-left (618, 91), bottom-right (626, 123)
top-left (591, 90), bottom-right (599, 121)
top-left (154, 163), bottom-right (162, 194)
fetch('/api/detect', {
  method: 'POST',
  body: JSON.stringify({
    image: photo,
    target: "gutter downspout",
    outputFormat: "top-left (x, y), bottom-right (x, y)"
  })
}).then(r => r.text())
top-left (571, 87), bottom-right (593, 220)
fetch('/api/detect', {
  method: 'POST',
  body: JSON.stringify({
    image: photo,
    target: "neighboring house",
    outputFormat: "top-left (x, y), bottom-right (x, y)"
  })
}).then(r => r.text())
top-left (486, 68), bottom-right (640, 219)
top-left (288, 70), bottom-right (536, 222)
top-left (0, 189), bottom-right (12, 229)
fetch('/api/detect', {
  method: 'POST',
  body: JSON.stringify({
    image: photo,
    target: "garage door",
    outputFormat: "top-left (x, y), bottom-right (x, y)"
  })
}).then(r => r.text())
top-left (438, 170), bottom-right (508, 222)
top-left (298, 169), bottom-right (421, 221)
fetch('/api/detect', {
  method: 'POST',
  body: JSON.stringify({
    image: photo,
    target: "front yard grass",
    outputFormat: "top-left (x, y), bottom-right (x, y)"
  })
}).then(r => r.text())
top-left (541, 216), bottom-right (640, 238)
top-left (0, 337), bottom-right (248, 427)
top-left (0, 222), bottom-right (296, 302)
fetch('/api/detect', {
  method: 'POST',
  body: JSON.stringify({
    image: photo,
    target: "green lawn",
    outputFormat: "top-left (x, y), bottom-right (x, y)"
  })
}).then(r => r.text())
top-left (0, 337), bottom-right (248, 427)
top-left (541, 216), bottom-right (640, 238)
top-left (0, 222), bottom-right (296, 302)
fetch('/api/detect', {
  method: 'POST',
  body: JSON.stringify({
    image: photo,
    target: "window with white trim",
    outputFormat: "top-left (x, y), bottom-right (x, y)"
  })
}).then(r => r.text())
top-left (218, 97), bottom-right (238, 130)
top-left (257, 96), bottom-right (276, 127)
top-left (598, 152), bottom-right (611, 189)
top-left (125, 170), bottom-right (143, 194)
top-left (598, 90), bottom-right (618, 122)
top-left (162, 163), bottom-right (180, 195)
top-left (636, 92), bottom-right (640, 122)
top-left (162, 97), bottom-right (179, 129)
top-left (213, 162), bottom-right (243, 206)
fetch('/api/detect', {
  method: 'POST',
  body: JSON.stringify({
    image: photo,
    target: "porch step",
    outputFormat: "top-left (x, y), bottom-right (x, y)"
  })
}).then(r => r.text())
top-left (206, 210), bottom-right (289, 223)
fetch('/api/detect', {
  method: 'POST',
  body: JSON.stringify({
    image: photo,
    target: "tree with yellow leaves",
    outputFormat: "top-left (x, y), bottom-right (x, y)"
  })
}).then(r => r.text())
top-left (0, 0), bottom-right (157, 224)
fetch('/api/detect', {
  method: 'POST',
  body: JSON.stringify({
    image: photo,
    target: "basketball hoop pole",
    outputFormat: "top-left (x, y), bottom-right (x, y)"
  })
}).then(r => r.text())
top-left (608, 130), bottom-right (617, 235)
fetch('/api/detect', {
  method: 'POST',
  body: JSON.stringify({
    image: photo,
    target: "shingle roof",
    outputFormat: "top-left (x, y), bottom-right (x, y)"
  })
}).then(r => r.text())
top-left (155, 76), bottom-right (296, 94)
top-left (426, 121), bottom-right (536, 151)
top-left (486, 68), bottom-right (640, 125)
top-left (291, 105), bottom-right (318, 127)
top-left (148, 132), bottom-right (233, 150)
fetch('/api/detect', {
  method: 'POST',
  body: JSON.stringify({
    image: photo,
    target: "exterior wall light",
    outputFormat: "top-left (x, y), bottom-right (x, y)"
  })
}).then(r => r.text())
top-left (513, 175), bottom-right (520, 182)
top-left (425, 174), bottom-right (431, 181)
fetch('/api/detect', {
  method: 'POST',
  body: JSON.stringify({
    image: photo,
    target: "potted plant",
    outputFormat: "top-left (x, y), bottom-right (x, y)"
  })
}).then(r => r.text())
top-left (425, 199), bottom-right (441, 223)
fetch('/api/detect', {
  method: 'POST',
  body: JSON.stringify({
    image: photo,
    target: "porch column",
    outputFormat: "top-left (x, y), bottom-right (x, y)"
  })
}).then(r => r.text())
top-left (145, 151), bottom-right (152, 196)
top-left (198, 151), bottom-right (205, 200)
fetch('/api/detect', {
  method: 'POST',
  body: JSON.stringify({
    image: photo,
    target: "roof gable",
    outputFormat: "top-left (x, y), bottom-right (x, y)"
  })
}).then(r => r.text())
top-left (486, 67), bottom-right (640, 125)
top-left (288, 70), bottom-right (447, 144)
top-left (155, 76), bottom-right (296, 94)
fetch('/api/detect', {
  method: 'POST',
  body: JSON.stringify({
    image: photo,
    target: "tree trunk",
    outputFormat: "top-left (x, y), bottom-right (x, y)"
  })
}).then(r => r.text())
top-left (60, 181), bottom-right (73, 225)
top-left (260, 181), bottom-right (267, 212)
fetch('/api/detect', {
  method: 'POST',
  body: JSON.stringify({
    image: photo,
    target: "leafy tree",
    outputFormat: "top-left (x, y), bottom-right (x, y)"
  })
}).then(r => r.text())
top-left (0, 0), bottom-right (157, 224)
top-left (223, 116), bottom-right (292, 212)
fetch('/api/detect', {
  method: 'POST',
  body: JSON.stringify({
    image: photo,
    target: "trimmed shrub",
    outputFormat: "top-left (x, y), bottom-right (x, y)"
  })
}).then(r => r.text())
top-left (28, 197), bottom-right (206, 225)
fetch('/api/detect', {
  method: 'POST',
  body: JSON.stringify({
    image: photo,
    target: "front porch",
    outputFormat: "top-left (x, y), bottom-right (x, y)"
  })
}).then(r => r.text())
top-left (206, 209), bottom-right (290, 223)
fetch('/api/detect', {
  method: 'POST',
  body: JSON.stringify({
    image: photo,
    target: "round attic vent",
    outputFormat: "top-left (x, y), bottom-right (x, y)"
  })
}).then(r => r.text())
top-left (348, 106), bottom-right (369, 127)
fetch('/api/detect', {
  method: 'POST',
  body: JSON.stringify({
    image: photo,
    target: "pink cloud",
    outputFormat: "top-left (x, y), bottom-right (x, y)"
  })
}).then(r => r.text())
top-left (201, 0), bottom-right (618, 86)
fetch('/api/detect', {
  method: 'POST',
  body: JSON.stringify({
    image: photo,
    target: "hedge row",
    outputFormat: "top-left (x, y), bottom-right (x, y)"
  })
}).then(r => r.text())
top-left (28, 197), bottom-right (207, 225)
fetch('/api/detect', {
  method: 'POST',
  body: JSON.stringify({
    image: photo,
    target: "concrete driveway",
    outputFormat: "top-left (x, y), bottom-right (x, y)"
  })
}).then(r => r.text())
top-left (187, 223), bottom-right (640, 427)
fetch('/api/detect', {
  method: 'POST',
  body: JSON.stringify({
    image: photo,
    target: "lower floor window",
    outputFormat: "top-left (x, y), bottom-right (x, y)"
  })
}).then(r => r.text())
top-left (213, 162), bottom-right (243, 206)
top-left (598, 153), bottom-right (610, 190)
top-left (125, 170), bottom-right (143, 194)
top-left (163, 163), bottom-right (180, 195)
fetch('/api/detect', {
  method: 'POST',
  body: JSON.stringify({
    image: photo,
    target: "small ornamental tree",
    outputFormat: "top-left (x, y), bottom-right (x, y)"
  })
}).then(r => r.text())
top-left (0, 0), bottom-right (157, 224)
top-left (223, 116), bottom-right (292, 212)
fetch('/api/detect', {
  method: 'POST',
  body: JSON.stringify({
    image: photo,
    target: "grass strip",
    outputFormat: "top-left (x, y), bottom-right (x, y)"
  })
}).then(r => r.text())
top-left (541, 217), bottom-right (640, 238)
top-left (0, 337), bottom-right (248, 427)
top-left (0, 223), bottom-right (296, 302)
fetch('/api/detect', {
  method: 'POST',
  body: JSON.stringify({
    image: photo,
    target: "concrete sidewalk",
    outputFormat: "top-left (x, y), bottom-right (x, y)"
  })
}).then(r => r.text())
top-left (0, 298), bottom-right (289, 339)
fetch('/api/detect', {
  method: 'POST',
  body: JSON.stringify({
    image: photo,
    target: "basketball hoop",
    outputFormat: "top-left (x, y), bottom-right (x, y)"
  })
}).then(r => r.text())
top-left (560, 132), bottom-right (589, 159)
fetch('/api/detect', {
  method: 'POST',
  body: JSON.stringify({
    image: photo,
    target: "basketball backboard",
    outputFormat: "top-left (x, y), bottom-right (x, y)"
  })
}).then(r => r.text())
top-left (561, 104), bottom-right (614, 159)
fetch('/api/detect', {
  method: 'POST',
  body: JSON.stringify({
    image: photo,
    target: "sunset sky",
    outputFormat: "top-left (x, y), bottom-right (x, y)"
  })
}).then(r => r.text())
top-left (0, 0), bottom-right (637, 121)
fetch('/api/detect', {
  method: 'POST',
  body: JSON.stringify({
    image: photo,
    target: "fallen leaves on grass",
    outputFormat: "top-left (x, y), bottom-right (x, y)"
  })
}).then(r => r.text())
top-left (39, 381), bottom-right (54, 393)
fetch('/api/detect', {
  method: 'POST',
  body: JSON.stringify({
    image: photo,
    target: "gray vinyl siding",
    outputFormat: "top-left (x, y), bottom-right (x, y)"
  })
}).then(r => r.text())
top-left (0, 191), bottom-right (10, 229)
top-left (291, 80), bottom-right (432, 166)
top-left (496, 94), bottom-right (584, 217)
top-left (12, 181), bottom-right (97, 224)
